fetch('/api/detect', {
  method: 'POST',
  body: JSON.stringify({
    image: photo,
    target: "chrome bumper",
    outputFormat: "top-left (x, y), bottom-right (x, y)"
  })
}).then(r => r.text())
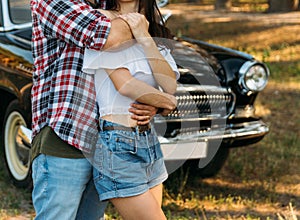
top-left (19, 120), bottom-right (269, 161)
top-left (159, 120), bottom-right (269, 161)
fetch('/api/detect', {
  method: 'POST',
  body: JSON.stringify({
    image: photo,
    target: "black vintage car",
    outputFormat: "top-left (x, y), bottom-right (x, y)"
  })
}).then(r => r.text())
top-left (0, 0), bottom-right (269, 188)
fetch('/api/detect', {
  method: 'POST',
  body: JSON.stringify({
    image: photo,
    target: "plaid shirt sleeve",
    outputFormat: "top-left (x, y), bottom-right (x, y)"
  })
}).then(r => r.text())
top-left (33, 0), bottom-right (110, 50)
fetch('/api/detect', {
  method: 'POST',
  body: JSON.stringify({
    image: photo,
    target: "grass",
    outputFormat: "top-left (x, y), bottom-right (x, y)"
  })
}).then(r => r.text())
top-left (0, 166), bottom-right (33, 219)
top-left (1, 3), bottom-right (300, 220)
top-left (164, 2), bottom-right (300, 84)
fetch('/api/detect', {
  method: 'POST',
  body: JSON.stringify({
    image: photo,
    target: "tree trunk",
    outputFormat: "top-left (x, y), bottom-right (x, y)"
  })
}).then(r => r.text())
top-left (268, 0), bottom-right (299, 12)
top-left (214, 0), bottom-right (231, 10)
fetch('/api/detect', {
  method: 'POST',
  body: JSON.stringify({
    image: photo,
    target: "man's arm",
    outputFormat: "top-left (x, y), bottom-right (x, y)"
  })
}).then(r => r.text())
top-left (103, 18), bottom-right (133, 50)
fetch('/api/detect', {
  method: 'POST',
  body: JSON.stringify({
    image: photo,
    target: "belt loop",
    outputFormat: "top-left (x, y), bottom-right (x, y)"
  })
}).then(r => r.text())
top-left (135, 127), bottom-right (140, 140)
top-left (99, 119), bottom-right (104, 131)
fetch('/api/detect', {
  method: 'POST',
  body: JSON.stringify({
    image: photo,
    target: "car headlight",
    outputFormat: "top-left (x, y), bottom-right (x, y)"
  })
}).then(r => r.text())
top-left (238, 61), bottom-right (269, 95)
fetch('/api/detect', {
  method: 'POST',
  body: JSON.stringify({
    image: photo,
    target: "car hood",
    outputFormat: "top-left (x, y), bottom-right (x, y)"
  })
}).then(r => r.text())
top-left (171, 38), bottom-right (222, 86)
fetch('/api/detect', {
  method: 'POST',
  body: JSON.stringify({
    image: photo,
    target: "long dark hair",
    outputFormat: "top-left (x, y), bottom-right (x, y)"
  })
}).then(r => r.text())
top-left (106, 0), bottom-right (172, 39)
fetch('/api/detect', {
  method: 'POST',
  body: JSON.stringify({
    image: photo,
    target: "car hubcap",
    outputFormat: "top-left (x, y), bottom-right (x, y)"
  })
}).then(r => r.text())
top-left (4, 111), bottom-right (30, 181)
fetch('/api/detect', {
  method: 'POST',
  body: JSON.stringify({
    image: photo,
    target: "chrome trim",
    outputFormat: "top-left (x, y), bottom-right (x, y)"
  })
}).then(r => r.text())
top-left (157, 0), bottom-right (169, 8)
top-left (176, 84), bottom-right (229, 93)
top-left (155, 84), bottom-right (236, 122)
top-left (20, 119), bottom-right (269, 151)
top-left (17, 63), bottom-right (34, 75)
top-left (154, 115), bottom-right (225, 123)
top-left (1, 0), bottom-right (10, 28)
top-left (161, 121), bottom-right (268, 163)
top-left (158, 120), bottom-right (269, 144)
top-left (230, 105), bottom-right (255, 119)
top-left (238, 61), bottom-right (270, 95)
top-left (19, 125), bottom-right (32, 149)
top-left (7, 33), bottom-right (32, 45)
top-left (0, 0), bottom-right (32, 31)
top-left (0, 22), bottom-right (32, 32)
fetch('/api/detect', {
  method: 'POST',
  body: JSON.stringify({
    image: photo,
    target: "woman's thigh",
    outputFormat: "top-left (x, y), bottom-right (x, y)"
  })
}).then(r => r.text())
top-left (111, 190), bottom-right (166, 220)
top-left (149, 184), bottom-right (163, 206)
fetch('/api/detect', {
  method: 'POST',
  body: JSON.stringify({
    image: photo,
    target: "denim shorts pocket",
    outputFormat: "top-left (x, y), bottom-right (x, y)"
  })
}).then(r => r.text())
top-left (111, 131), bottom-right (137, 154)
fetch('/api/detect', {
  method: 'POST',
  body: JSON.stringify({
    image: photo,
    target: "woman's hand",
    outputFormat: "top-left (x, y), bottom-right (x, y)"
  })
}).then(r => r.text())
top-left (119, 13), bottom-right (152, 45)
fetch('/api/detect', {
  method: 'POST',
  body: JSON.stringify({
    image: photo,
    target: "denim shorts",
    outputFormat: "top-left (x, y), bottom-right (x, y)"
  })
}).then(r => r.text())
top-left (92, 119), bottom-right (168, 201)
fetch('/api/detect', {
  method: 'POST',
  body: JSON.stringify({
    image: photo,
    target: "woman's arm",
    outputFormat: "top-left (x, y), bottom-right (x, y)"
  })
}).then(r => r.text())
top-left (140, 39), bottom-right (177, 94)
top-left (106, 68), bottom-right (177, 111)
top-left (119, 13), bottom-right (177, 94)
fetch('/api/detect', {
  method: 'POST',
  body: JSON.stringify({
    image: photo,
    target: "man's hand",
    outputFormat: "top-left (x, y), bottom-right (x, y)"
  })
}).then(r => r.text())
top-left (129, 103), bottom-right (157, 125)
top-left (158, 108), bottom-right (173, 116)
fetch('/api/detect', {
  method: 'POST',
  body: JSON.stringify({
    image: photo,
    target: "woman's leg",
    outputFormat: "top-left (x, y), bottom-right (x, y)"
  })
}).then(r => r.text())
top-left (150, 184), bottom-right (164, 206)
top-left (110, 190), bottom-right (166, 220)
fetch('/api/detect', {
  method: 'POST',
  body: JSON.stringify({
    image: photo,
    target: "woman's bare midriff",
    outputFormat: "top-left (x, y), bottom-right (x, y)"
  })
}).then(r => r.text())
top-left (101, 114), bottom-right (138, 127)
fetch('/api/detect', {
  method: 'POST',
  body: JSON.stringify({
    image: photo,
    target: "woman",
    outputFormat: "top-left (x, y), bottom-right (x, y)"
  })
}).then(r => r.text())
top-left (83, 0), bottom-right (179, 219)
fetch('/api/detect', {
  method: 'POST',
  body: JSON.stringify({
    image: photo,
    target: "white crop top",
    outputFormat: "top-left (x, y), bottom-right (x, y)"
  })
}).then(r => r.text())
top-left (83, 43), bottom-right (179, 117)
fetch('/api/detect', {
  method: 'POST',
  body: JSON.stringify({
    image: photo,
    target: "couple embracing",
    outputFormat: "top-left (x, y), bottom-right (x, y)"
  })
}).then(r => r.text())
top-left (31, 0), bottom-right (178, 219)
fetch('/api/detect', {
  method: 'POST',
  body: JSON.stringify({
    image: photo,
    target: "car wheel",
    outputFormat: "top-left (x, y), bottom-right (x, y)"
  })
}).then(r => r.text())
top-left (1, 100), bottom-right (32, 188)
top-left (186, 147), bottom-right (229, 178)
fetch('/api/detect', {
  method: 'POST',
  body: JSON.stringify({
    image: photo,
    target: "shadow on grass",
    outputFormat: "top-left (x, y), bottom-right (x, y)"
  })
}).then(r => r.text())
top-left (163, 203), bottom-right (295, 220)
top-left (163, 85), bottom-right (300, 218)
top-left (164, 166), bottom-right (300, 219)
top-left (166, 164), bottom-right (299, 202)
top-left (167, 14), bottom-right (300, 41)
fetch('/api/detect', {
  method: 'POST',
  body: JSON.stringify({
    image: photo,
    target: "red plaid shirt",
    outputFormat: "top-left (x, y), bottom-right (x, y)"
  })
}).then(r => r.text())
top-left (31, 0), bottom-right (110, 152)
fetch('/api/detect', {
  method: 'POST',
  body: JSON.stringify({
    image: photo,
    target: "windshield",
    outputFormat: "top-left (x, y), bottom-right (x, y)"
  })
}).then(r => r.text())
top-left (8, 0), bottom-right (31, 24)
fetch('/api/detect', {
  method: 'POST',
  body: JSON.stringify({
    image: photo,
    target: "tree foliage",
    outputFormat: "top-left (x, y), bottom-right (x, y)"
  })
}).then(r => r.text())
top-left (214, 0), bottom-right (231, 10)
top-left (268, 0), bottom-right (299, 12)
top-left (169, 0), bottom-right (300, 12)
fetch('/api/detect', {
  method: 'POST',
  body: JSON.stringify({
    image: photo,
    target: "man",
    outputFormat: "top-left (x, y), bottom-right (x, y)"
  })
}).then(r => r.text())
top-left (30, 0), bottom-right (157, 219)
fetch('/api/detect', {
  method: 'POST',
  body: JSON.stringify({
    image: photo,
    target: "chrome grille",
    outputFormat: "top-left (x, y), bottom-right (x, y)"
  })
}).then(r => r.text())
top-left (161, 85), bottom-right (235, 122)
